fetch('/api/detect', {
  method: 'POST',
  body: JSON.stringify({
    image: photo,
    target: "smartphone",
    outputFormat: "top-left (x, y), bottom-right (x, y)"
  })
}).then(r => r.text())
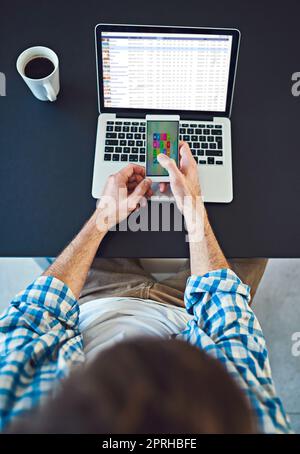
top-left (146, 115), bottom-right (180, 182)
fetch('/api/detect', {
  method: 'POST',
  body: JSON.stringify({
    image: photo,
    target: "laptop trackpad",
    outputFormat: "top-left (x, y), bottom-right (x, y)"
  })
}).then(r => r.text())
top-left (151, 182), bottom-right (173, 199)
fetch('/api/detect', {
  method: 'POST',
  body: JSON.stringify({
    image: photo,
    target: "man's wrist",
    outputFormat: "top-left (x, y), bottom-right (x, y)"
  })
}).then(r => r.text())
top-left (184, 203), bottom-right (207, 241)
top-left (85, 210), bottom-right (108, 241)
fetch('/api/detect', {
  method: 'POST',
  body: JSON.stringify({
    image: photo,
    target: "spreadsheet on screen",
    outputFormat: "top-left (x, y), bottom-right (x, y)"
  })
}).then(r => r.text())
top-left (101, 32), bottom-right (233, 112)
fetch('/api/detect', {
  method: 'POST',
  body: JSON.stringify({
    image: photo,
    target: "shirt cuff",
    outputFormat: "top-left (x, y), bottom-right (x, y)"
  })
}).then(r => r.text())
top-left (184, 268), bottom-right (251, 315)
top-left (10, 275), bottom-right (79, 330)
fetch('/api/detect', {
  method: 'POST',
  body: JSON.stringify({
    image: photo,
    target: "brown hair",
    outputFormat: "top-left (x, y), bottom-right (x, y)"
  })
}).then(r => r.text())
top-left (8, 338), bottom-right (256, 434)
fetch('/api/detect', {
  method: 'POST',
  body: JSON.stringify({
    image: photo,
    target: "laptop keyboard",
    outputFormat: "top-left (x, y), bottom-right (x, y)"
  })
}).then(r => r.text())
top-left (104, 120), bottom-right (223, 165)
top-left (179, 123), bottom-right (223, 165)
top-left (104, 121), bottom-right (146, 163)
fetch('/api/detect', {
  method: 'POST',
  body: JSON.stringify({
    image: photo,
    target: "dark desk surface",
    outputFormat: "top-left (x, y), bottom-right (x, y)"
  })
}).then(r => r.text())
top-left (1, 0), bottom-right (300, 258)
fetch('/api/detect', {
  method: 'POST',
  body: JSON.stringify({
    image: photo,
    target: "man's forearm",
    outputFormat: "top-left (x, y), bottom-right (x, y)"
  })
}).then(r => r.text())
top-left (43, 210), bottom-right (105, 299)
top-left (188, 208), bottom-right (229, 276)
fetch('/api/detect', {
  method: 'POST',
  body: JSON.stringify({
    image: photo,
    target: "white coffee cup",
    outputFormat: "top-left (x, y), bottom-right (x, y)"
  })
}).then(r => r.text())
top-left (16, 46), bottom-right (60, 101)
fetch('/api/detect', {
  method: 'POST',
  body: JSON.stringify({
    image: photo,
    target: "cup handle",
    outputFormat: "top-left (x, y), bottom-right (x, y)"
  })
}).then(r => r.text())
top-left (43, 81), bottom-right (57, 102)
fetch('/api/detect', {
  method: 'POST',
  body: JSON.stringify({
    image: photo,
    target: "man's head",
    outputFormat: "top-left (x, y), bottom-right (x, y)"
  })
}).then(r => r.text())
top-left (8, 339), bottom-right (256, 434)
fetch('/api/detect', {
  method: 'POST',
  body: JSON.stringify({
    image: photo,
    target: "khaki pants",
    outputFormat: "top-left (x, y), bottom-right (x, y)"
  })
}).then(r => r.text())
top-left (79, 258), bottom-right (268, 308)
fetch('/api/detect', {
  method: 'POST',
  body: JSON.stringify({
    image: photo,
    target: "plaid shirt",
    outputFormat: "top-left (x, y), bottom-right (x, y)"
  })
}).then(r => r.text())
top-left (0, 269), bottom-right (291, 433)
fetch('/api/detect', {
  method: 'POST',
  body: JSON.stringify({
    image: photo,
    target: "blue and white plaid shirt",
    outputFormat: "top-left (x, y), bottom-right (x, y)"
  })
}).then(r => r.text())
top-left (0, 269), bottom-right (291, 433)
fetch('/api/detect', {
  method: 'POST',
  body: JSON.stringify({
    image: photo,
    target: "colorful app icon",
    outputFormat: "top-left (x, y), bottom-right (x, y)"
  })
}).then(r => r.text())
top-left (153, 133), bottom-right (157, 140)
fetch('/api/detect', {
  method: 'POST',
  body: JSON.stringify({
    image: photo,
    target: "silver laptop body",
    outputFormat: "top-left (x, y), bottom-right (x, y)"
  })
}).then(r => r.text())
top-left (92, 24), bottom-right (241, 203)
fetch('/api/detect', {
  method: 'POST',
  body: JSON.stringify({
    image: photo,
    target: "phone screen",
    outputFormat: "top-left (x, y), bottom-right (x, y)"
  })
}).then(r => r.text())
top-left (146, 120), bottom-right (179, 177)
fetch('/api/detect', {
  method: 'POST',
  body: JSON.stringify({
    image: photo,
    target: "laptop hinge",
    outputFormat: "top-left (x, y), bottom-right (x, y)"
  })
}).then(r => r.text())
top-left (180, 113), bottom-right (214, 122)
top-left (116, 112), bottom-right (215, 121)
top-left (116, 112), bottom-right (146, 119)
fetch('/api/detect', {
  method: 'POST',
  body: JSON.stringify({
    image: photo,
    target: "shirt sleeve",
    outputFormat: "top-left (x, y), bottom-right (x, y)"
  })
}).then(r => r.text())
top-left (0, 275), bottom-right (84, 430)
top-left (180, 268), bottom-right (291, 434)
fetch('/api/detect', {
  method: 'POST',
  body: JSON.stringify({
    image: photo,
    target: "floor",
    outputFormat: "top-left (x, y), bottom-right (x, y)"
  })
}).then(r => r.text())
top-left (0, 258), bottom-right (299, 433)
top-left (252, 259), bottom-right (300, 433)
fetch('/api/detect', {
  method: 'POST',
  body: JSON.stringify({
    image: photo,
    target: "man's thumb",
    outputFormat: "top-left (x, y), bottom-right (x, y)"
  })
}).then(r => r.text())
top-left (157, 153), bottom-right (179, 176)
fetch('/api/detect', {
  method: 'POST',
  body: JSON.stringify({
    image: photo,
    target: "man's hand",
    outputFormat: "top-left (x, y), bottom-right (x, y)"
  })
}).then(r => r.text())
top-left (157, 141), bottom-right (204, 236)
top-left (96, 164), bottom-right (153, 233)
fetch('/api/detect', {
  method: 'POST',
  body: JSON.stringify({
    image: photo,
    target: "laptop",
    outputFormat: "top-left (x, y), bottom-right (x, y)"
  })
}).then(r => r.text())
top-left (92, 24), bottom-right (240, 203)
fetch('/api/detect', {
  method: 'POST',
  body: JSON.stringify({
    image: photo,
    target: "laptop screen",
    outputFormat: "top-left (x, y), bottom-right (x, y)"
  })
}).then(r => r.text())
top-left (100, 31), bottom-right (233, 113)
